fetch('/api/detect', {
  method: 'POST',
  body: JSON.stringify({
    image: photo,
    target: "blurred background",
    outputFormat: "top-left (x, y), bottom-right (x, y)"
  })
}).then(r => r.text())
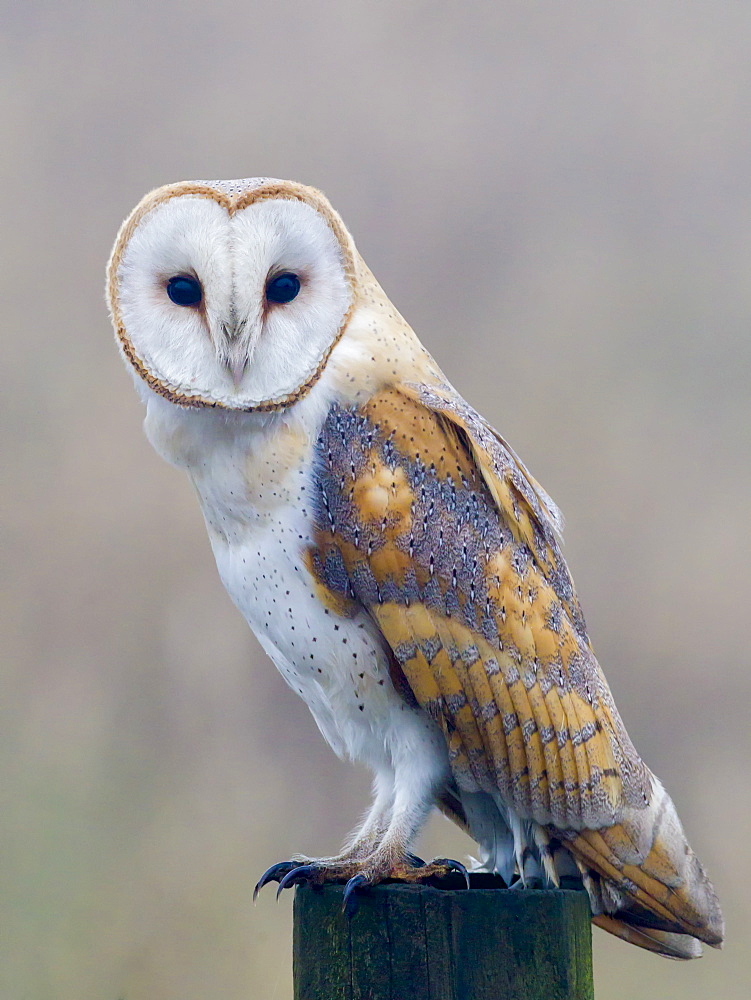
top-left (2, 2), bottom-right (750, 997)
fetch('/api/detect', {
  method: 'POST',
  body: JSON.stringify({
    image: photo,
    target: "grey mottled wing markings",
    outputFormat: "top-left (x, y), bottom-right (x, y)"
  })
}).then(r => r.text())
top-left (310, 390), bottom-right (651, 824)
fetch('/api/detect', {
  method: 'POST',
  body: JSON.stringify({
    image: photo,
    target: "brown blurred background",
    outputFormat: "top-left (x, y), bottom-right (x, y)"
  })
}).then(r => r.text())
top-left (2, 2), bottom-right (750, 997)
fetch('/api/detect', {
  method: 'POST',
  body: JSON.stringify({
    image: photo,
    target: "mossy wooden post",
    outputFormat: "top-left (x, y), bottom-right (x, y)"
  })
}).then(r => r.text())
top-left (293, 878), bottom-right (593, 1000)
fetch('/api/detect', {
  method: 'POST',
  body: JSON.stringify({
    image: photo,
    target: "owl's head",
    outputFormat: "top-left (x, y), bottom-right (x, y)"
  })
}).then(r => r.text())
top-left (107, 178), bottom-right (358, 411)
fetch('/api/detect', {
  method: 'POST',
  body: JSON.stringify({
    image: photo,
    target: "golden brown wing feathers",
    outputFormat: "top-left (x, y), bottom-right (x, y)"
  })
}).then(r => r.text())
top-left (309, 384), bottom-right (723, 948)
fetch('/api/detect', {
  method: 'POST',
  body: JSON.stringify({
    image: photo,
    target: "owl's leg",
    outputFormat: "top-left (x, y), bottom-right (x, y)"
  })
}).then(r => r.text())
top-left (336, 727), bottom-right (468, 903)
top-left (257, 712), bottom-right (466, 905)
top-left (253, 768), bottom-right (394, 898)
top-left (337, 767), bottom-right (394, 859)
top-left (296, 767), bottom-right (394, 864)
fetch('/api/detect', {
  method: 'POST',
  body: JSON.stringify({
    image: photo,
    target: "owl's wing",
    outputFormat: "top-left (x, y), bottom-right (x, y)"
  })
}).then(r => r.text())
top-left (310, 383), bottom-right (723, 948)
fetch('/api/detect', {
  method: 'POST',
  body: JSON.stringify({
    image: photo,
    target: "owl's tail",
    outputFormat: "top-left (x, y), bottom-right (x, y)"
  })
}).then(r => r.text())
top-left (591, 914), bottom-right (703, 960)
top-left (564, 775), bottom-right (724, 959)
top-left (441, 778), bottom-right (724, 959)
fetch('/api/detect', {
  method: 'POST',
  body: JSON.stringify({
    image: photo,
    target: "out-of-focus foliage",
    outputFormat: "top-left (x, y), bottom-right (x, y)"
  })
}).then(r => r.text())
top-left (2, 2), bottom-right (749, 997)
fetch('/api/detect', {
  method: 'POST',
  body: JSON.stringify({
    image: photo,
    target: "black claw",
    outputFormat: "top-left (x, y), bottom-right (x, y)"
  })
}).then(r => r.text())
top-left (433, 858), bottom-right (471, 889)
top-left (276, 863), bottom-right (322, 898)
top-left (405, 853), bottom-right (427, 868)
top-left (342, 874), bottom-right (370, 917)
top-left (253, 861), bottom-right (298, 900)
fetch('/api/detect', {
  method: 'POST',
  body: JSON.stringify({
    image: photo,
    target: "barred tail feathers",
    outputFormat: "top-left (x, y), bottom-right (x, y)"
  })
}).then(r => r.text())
top-left (567, 775), bottom-right (724, 950)
top-left (592, 915), bottom-right (703, 960)
top-left (449, 780), bottom-right (723, 958)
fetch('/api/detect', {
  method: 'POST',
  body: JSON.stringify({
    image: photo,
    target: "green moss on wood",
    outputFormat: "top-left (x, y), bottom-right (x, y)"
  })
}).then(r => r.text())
top-left (293, 882), bottom-right (594, 1000)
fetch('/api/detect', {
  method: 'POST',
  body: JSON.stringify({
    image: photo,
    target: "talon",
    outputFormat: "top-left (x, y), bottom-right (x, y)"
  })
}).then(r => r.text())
top-left (276, 863), bottom-right (321, 898)
top-left (342, 873), bottom-right (369, 917)
top-left (433, 857), bottom-right (471, 889)
top-left (406, 853), bottom-right (426, 868)
top-left (253, 861), bottom-right (298, 900)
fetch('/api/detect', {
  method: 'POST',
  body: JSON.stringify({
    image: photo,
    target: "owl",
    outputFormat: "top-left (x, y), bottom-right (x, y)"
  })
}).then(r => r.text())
top-left (107, 177), bottom-right (723, 959)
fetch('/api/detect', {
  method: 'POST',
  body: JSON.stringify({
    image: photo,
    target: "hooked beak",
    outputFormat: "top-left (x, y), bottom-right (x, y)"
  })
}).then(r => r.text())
top-left (228, 351), bottom-right (248, 388)
top-left (220, 319), bottom-right (251, 389)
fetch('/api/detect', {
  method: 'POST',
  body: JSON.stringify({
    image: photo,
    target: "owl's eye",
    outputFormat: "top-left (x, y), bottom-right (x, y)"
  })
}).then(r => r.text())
top-left (266, 272), bottom-right (301, 304)
top-left (166, 275), bottom-right (202, 306)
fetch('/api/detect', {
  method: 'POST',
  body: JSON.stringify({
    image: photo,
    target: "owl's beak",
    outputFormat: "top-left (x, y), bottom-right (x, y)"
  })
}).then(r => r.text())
top-left (228, 353), bottom-right (248, 388)
top-left (220, 320), bottom-right (251, 389)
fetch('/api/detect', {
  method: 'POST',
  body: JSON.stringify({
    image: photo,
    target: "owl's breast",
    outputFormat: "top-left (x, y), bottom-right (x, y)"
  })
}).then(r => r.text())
top-left (192, 429), bottom-right (419, 767)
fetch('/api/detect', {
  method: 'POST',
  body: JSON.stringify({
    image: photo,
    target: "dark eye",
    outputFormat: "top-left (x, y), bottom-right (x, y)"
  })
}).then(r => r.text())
top-left (265, 272), bottom-right (301, 304)
top-left (166, 275), bottom-right (202, 306)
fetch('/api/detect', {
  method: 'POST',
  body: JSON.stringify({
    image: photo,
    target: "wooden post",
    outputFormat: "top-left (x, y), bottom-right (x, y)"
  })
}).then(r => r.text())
top-left (293, 877), bottom-right (594, 1000)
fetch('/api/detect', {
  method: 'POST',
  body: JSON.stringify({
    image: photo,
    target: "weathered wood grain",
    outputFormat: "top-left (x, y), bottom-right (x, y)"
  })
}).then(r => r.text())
top-left (293, 880), bottom-right (593, 1000)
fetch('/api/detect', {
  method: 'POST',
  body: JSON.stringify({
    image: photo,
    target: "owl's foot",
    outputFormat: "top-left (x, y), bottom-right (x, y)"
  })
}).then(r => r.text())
top-left (253, 858), bottom-right (360, 900)
top-left (253, 846), bottom-right (377, 900)
top-left (253, 854), bottom-right (470, 914)
top-left (340, 856), bottom-right (470, 915)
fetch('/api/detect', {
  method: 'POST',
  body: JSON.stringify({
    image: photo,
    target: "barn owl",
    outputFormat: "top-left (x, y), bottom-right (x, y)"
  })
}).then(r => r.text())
top-left (107, 177), bottom-right (723, 959)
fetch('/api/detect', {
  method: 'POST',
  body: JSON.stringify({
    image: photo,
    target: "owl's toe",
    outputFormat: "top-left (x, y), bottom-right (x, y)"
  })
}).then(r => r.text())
top-left (431, 857), bottom-right (471, 888)
top-left (342, 873), bottom-right (370, 917)
top-left (253, 860), bottom-right (303, 899)
top-left (379, 856), bottom-right (470, 887)
top-left (340, 854), bottom-right (471, 915)
top-left (276, 863), bottom-right (326, 897)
